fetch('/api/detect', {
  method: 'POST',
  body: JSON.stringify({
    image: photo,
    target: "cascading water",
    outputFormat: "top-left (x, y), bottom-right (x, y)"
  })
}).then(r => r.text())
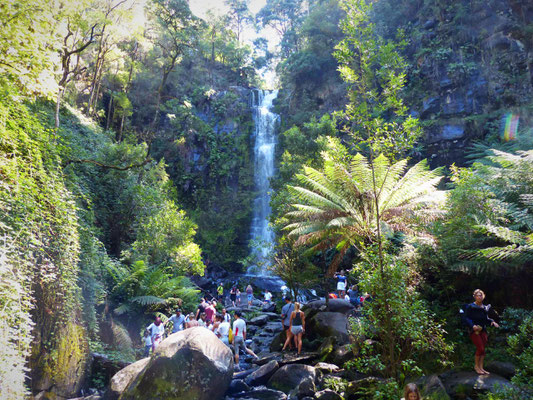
top-left (247, 89), bottom-right (279, 275)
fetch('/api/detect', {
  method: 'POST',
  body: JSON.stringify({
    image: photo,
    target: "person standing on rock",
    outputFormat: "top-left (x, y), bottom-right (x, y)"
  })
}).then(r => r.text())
top-left (246, 284), bottom-right (254, 306)
top-left (222, 308), bottom-right (231, 323)
top-left (185, 313), bottom-right (199, 328)
top-left (166, 309), bottom-right (186, 334)
top-left (232, 310), bottom-right (257, 368)
top-left (288, 302), bottom-right (305, 355)
top-left (462, 289), bottom-right (499, 375)
top-left (236, 288), bottom-right (242, 306)
top-left (230, 286), bottom-right (237, 307)
top-left (281, 297), bottom-right (295, 351)
top-left (204, 301), bottom-right (216, 325)
top-left (334, 270), bottom-right (347, 298)
top-left (146, 316), bottom-right (165, 352)
top-left (263, 289), bottom-right (273, 305)
top-left (142, 329), bottom-right (152, 357)
top-left (216, 314), bottom-right (231, 347)
top-left (217, 282), bottom-right (224, 302)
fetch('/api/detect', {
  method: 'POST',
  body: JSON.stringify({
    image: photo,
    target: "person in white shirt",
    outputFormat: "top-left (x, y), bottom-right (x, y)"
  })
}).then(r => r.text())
top-left (215, 314), bottom-right (231, 346)
top-left (146, 316), bottom-right (165, 352)
top-left (142, 330), bottom-right (152, 357)
top-left (232, 311), bottom-right (257, 367)
top-left (264, 290), bottom-right (273, 304)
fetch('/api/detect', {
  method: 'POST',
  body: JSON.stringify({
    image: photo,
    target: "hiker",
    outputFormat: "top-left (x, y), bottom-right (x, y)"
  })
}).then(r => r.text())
top-left (402, 383), bottom-right (422, 400)
top-left (236, 288), bottom-right (241, 305)
top-left (232, 310), bottom-right (257, 368)
top-left (221, 308), bottom-right (231, 323)
top-left (198, 312), bottom-right (207, 327)
top-left (288, 302), bottom-right (306, 355)
top-left (146, 316), bottom-right (165, 352)
top-left (204, 301), bottom-right (216, 325)
top-left (348, 285), bottom-right (361, 308)
top-left (217, 283), bottom-right (224, 302)
top-left (195, 298), bottom-right (207, 320)
top-left (334, 270), bottom-right (347, 298)
top-left (281, 296), bottom-right (295, 351)
top-left (263, 289), bottom-right (272, 304)
top-left (185, 313), bottom-right (199, 328)
top-left (216, 314), bottom-right (231, 347)
top-left (142, 330), bottom-right (152, 357)
top-left (230, 286), bottom-right (237, 307)
top-left (246, 284), bottom-right (253, 306)
top-left (462, 289), bottom-right (499, 375)
top-left (166, 308), bottom-right (186, 333)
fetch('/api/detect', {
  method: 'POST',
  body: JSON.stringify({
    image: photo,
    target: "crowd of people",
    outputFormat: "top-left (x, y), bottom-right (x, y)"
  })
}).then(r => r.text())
top-left (143, 280), bottom-right (501, 389)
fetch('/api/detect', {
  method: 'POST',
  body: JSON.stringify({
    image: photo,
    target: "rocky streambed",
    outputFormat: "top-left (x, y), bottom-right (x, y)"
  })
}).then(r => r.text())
top-left (69, 299), bottom-right (520, 400)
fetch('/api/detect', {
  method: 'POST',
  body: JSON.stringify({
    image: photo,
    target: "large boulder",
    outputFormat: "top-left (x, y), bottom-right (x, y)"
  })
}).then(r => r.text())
top-left (304, 299), bottom-right (354, 314)
top-left (267, 364), bottom-right (317, 394)
top-left (307, 312), bottom-right (350, 344)
top-left (439, 370), bottom-right (514, 398)
top-left (116, 327), bottom-right (233, 400)
top-left (107, 358), bottom-right (150, 400)
top-left (485, 361), bottom-right (516, 379)
top-left (415, 374), bottom-right (449, 400)
top-left (245, 360), bottom-right (280, 386)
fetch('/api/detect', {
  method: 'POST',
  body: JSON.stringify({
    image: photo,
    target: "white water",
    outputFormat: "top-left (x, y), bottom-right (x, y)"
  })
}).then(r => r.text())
top-left (247, 90), bottom-right (279, 275)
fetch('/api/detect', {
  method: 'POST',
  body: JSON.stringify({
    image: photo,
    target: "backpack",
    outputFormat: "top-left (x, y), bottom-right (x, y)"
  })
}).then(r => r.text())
top-left (459, 303), bottom-right (471, 329)
top-left (228, 327), bottom-right (233, 343)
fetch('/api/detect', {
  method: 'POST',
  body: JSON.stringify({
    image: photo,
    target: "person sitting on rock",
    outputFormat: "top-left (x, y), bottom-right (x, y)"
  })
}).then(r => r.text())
top-left (348, 285), bottom-right (361, 308)
top-left (232, 310), bottom-right (257, 369)
top-left (281, 297), bottom-right (295, 351)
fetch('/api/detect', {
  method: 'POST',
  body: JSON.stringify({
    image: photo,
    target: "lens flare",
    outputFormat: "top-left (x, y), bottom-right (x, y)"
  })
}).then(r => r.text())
top-left (502, 113), bottom-right (519, 142)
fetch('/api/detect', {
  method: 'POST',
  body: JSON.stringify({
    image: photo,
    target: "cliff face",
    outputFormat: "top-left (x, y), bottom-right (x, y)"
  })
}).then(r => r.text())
top-left (385, 0), bottom-right (533, 165)
top-left (152, 86), bottom-right (255, 270)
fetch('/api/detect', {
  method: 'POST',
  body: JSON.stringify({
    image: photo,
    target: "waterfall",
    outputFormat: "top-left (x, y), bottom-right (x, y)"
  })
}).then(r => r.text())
top-left (248, 89), bottom-right (279, 275)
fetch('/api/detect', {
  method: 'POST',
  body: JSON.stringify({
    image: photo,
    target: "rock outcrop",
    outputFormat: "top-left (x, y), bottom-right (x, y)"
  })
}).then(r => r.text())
top-left (111, 327), bottom-right (233, 400)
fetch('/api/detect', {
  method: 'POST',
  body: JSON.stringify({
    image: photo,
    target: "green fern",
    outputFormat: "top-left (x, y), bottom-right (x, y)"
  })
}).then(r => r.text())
top-left (284, 151), bottom-right (442, 273)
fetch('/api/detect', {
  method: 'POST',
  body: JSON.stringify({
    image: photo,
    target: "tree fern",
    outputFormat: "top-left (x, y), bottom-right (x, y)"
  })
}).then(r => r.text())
top-left (283, 151), bottom-right (442, 273)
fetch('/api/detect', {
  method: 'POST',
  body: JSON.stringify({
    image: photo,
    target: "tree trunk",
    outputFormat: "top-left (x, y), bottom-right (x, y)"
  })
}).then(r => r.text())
top-left (55, 87), bottom-right (64, 129)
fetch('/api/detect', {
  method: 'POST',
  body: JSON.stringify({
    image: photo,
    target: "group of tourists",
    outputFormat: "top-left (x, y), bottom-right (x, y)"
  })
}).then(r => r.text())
top-left (145, 277), bottom-right (500, 384)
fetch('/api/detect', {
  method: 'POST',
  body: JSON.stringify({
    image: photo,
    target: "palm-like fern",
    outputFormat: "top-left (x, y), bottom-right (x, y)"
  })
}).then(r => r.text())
top-left (106, 260), bottom-right (200, 315)
top-left (451, 149), bottom-right (533, 273)
top-left (283, 152), bottom-right (443, 273)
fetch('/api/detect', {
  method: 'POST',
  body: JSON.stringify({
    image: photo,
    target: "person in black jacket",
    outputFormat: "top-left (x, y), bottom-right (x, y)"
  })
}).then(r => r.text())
top-left (462, 289), bottom-right (500, 375)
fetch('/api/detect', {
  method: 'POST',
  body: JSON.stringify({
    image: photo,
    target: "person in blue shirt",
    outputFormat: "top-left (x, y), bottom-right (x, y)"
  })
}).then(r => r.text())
top-left (334, 270), bottom-right (348, 298)
top-left (462, 289), bottom-right (500, 375)
top-left (166, 309), bottom-right (186, 334)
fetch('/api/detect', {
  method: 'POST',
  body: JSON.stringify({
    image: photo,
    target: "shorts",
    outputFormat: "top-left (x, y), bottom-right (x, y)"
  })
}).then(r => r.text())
top-left (337, 281), bottom-right (346, 291)
top-left (221, 336), bottom-right (230, 347)
top-left (234, 336), bottom-right (247, 354)
top-left (247, 294), bottom-right (253, 302)
top-left (291, 325), bottom-right (303, 335)
top-left (230, 294), bottom-right (236, 301)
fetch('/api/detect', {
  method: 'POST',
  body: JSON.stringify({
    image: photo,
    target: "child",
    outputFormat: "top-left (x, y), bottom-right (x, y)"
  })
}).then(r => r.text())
top-left (143, 330), bottom-right (152, 357)
top-left (403, 383), bottom-right (422, 400)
